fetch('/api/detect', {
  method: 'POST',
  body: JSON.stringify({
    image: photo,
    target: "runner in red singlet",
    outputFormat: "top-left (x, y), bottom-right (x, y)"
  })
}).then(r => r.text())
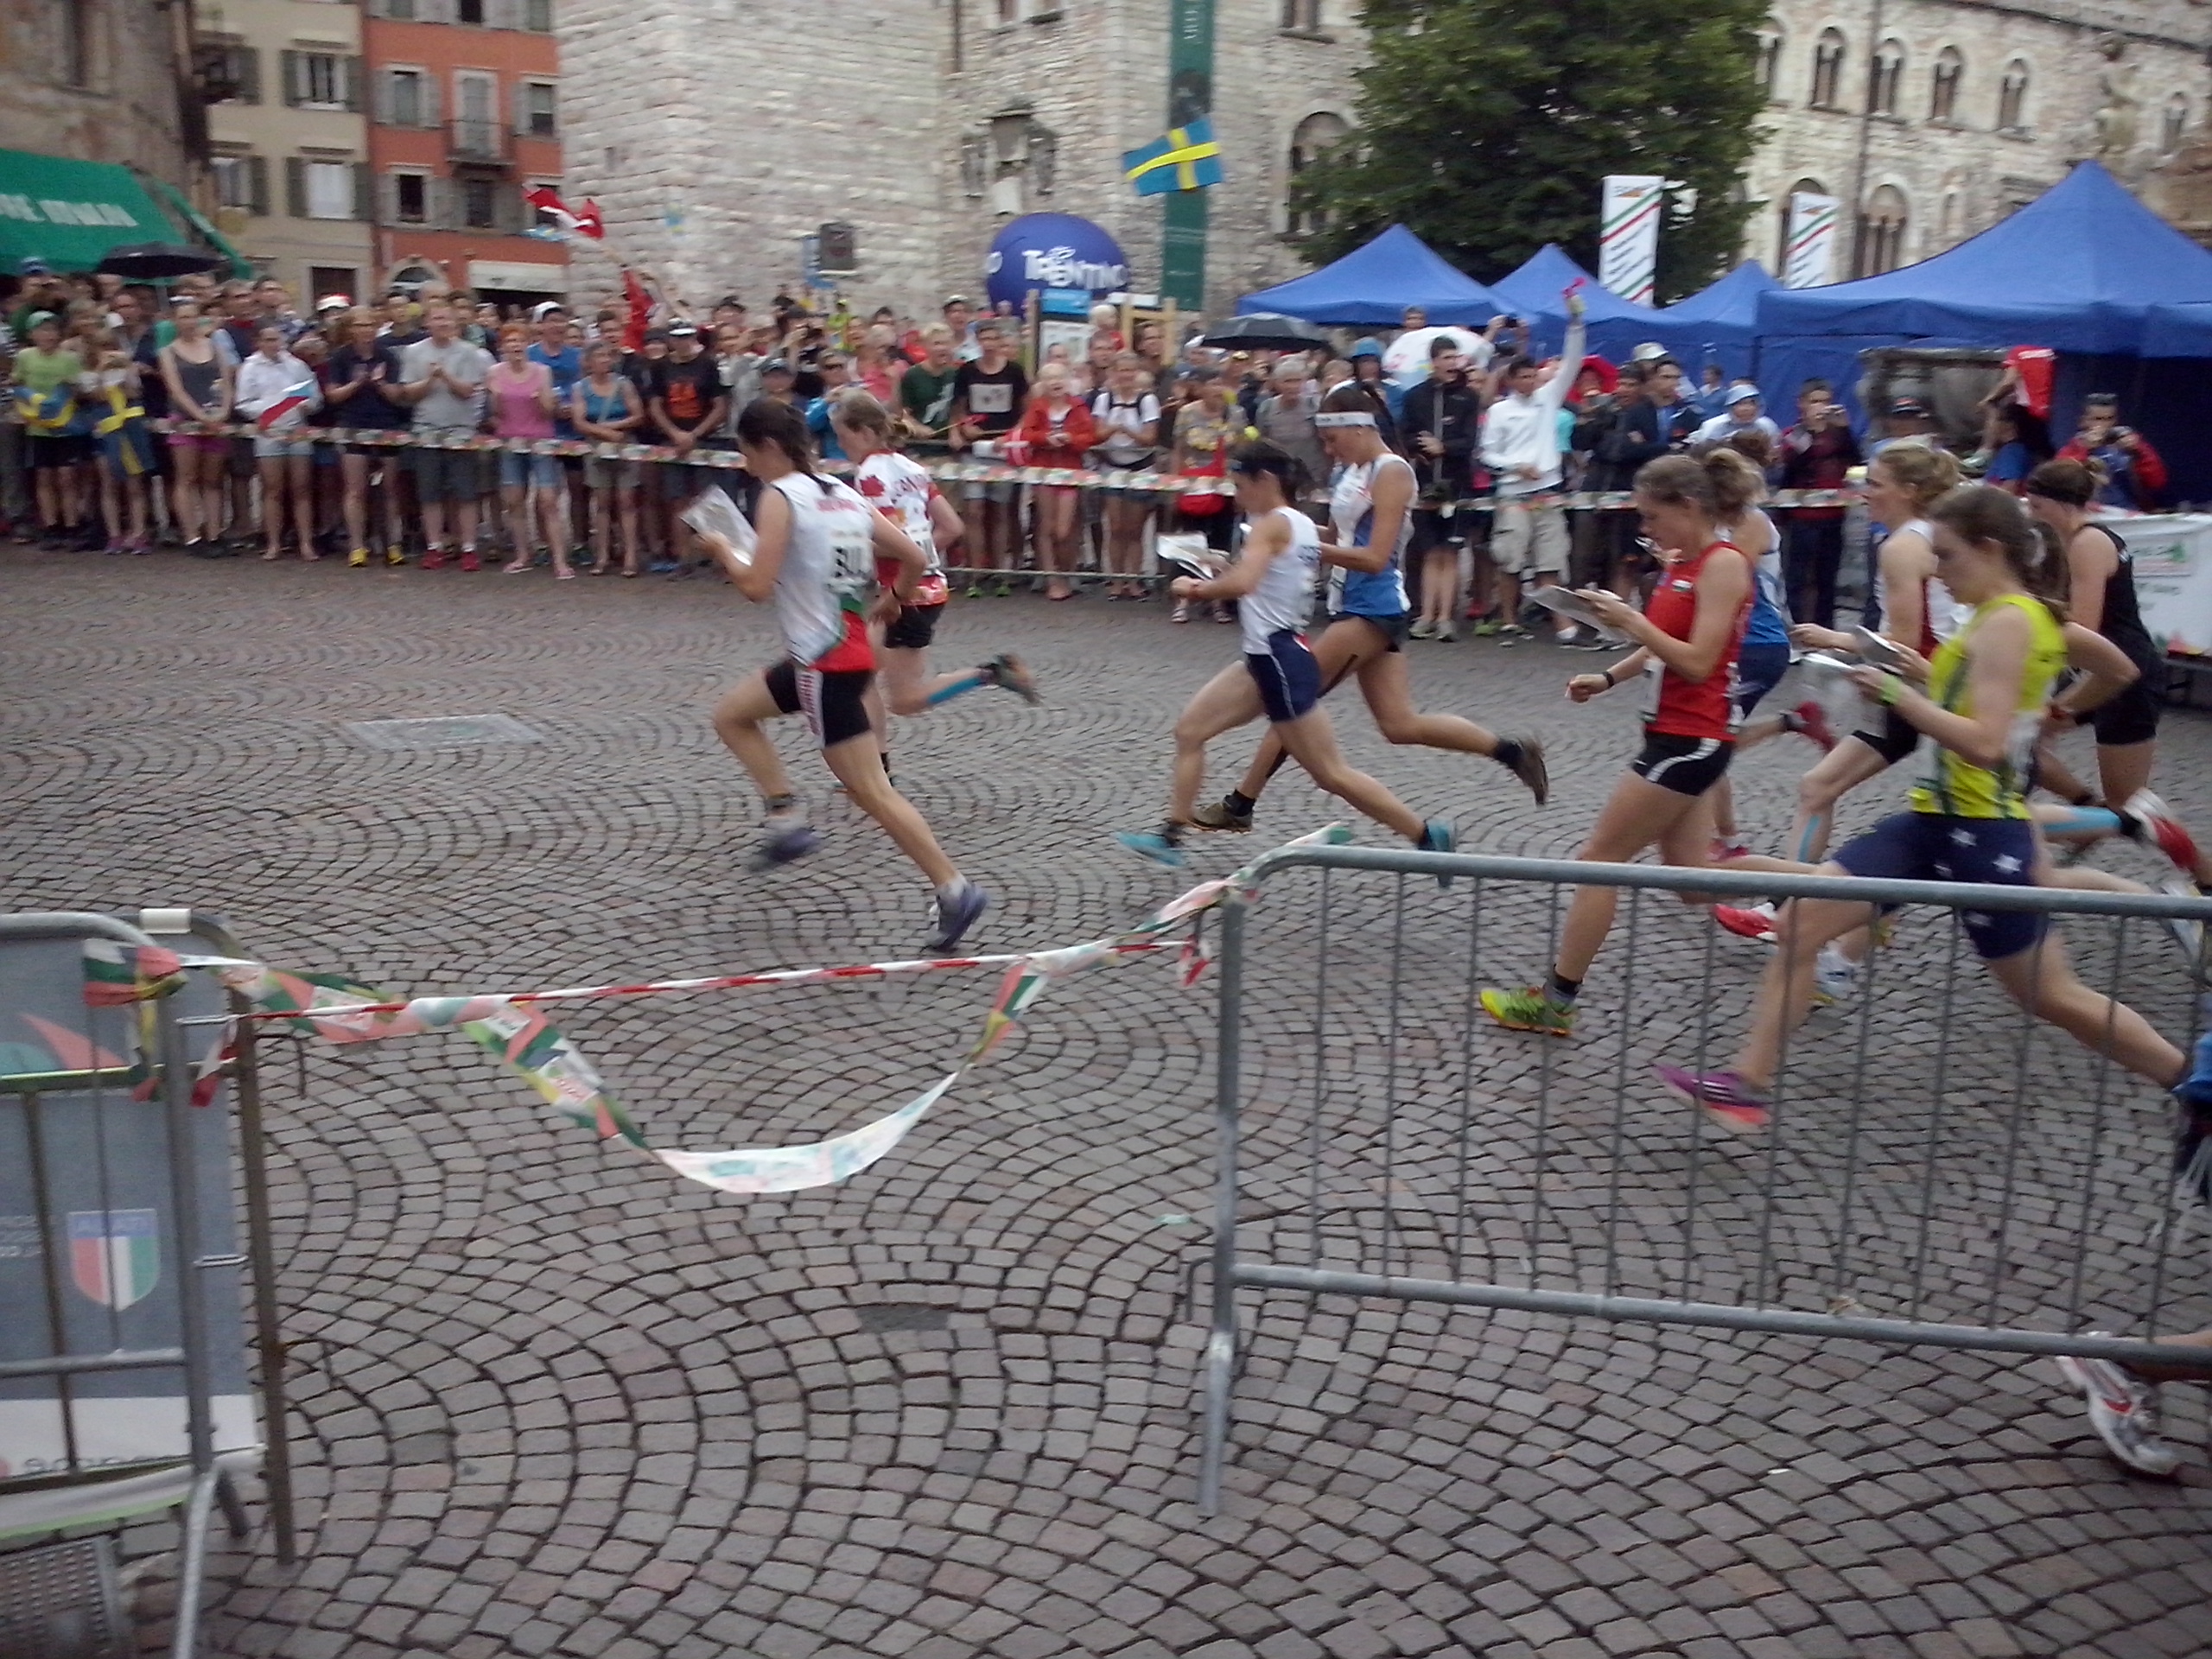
top-left (1480, 451), bottom-right (1755, 1038)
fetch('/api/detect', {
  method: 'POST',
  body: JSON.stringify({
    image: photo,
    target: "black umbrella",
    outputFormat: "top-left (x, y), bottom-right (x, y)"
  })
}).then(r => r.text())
top-left (1199, 313), bottom-right (1332, 351)
top-left (96, 242), bottom-right (226, 280)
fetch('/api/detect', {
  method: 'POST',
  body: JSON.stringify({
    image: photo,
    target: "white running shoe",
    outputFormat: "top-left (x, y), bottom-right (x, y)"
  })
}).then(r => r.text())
top-left (2054, 1345), bottom-right (2181, 1477)
top-left (1811, 941), bottom-right (1861, 1005)
top-left (2158, 876), bottom-right (2206, 972)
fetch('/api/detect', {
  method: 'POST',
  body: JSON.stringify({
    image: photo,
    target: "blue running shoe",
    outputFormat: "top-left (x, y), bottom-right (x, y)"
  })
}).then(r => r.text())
top-left (751, 823), bottom-right (820, 870)
top-left (1417, 817), bottom-right (1456, 887)
top-left (925, 880), bottom-right (990, 952)
top-left (1116, 829), bottom-right (1186, 868)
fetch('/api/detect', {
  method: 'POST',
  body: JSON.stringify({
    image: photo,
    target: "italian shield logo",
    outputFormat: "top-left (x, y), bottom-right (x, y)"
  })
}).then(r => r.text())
top-left (68, 1210), bottom-right (160, 1311)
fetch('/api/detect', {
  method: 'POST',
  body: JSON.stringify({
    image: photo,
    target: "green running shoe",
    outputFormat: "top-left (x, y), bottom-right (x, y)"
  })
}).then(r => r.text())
top-left (1480, 985), bottom-right (1575, 1038)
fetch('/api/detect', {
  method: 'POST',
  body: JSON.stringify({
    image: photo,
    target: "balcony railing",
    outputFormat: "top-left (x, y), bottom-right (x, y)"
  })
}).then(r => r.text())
top-left (448, 118), bottom-right (510, 164)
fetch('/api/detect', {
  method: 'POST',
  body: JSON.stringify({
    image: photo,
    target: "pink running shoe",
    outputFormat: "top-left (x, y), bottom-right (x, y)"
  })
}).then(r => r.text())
top-left (1713, 902), bottom-right (1778, 944)
top-left (1656, 1065), bottom-right (1772, 1135)
top-left (1790, 698), bottom-right (1837, 752)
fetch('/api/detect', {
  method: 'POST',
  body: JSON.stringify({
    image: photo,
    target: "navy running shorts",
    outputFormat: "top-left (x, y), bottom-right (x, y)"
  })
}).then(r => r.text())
top-left (1246, 628), bottom-right (1322, 724)
top-left (1832, 811), bottom-right (2045, 961)
top-left (1732, 640), bottom-right (1791, 722)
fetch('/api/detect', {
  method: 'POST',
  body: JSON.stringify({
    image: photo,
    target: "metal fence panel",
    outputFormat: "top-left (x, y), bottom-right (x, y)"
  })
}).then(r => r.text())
top-left (1198, 847), bottom-right (2212, 1513)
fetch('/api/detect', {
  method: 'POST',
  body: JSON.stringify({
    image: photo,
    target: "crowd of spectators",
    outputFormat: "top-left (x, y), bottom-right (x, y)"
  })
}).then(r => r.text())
top-left (2, 259), bottom-right (2169, 634)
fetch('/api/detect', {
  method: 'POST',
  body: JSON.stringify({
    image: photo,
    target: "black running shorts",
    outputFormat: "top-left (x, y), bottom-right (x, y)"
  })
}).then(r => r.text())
top-left (764, 660), bottom-right (874, 750)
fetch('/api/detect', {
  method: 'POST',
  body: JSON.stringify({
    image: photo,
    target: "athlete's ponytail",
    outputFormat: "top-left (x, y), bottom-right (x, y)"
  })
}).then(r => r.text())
top-left (830, 388), bottom-right (897, 447)
top-left (735, 396), bottom-right (821, 484)
top-left (1871, 441), bottom-right (1961, 507)
top-left (2023, 456), bottom-right (2104, 507)
top-left (1700, 446), bottom-right (1766, 520)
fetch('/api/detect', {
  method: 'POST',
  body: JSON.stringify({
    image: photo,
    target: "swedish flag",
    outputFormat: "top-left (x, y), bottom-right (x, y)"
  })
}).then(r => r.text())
top-left (1123, 118), bottom-right (1224, 195)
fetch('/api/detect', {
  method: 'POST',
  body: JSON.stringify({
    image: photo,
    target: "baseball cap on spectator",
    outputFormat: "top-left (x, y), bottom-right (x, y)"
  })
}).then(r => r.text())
top-left (666, 320), bottom-right (700, 337)
top-left (1725, 382), bottom-right (1761, 408)
top-left (531, 300), bottom-right (565, 321)
top-left (315, 293), bottom-right (350, 314)
top-left (1888, 396), bottom-right (1930, 417)
top-left (19, 257), bottom-right (52, 276)
top-left (1349, 337), bottom-right (1384, 360)
top-left (761, 358), bottom-right (793, 377)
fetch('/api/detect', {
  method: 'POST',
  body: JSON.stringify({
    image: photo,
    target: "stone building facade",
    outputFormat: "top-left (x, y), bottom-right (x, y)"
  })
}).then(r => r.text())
top-left (0, 0), bottom-right (200, 185)
top-left (556, 0), bottom-right (2212, 319)
top-left (1747, 0), bottom-right (2212, 281)
top-left (555, 0), bottom-right (1362, 317)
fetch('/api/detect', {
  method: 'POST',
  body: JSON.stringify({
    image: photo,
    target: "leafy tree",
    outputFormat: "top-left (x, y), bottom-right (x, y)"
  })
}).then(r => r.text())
top-left (1292, 0), bottom-right (1770, 301)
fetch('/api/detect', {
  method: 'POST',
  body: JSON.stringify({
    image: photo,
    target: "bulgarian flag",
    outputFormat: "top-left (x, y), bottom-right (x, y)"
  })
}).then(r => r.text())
top-left (523, 185), bottom-right (604, 240)
top-left (257, 378), bottom-right (318, 432)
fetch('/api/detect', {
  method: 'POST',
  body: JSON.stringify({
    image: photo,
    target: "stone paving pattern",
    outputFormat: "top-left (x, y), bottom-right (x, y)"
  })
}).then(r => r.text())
top-left (5, 544), bottom-right (2210, 1659)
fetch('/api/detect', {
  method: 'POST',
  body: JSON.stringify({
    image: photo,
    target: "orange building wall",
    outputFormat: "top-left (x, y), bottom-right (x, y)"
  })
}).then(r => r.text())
top-left (363, 16), bottom-right (566, 299)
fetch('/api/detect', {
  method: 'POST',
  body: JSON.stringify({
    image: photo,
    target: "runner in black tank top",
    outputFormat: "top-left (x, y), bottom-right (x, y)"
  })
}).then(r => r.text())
top-left (2024, 459), bottom-right (2212, 889)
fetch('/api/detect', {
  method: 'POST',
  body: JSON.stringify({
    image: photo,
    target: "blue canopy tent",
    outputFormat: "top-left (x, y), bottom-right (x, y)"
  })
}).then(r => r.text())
top-left (1490, 245), bottom-right (1662, 362)
top-left (1752, 162), bottom-right (2212, 492)
top-left (1237, 224), bottom-right (1509, 327)
top-left (1654, 260), bottom-right (1779, 378)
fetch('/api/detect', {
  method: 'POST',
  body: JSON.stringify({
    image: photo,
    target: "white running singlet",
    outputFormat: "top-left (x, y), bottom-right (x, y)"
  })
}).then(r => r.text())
top-left (769, 472), bottom-right (877, 670)
top-left (1240, 506), bottom-right (1321, 652)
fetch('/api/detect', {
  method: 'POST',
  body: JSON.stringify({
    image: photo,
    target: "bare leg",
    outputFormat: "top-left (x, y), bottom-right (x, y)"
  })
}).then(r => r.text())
top-left (454, 496), bottom-right (480, 553)
top-left (711, 672), bottom-right (798, 804)
top-left (1984, 932), bottom-right (2184, 1087)
top-left (542, 479), bottom-right (573, 575)
top-left (288, 456), bottom-right (315, 558)
top-left (878, 647), bottom-right (988, 718)
top-left (1732, 885), bottom-right (1882, 1086)
top-left (341, 453), bottom-right (370, 551)
top-left (1353, 646), bottom-right (1503, 755)
top-left (1786, 736), bottom-right (1893, 863)
top-left (257, 459), bottom-right (287, 558)
top-left (1170, 664), bottom-right (1268, 823)
top-left (1274, 706), bottom-right (1426, 840)
top-left (618, 486), bottom-right (640, 572)
top-left (1552, 773), bottom-right (1715, 984)
top-left (824, 732), bottom-right (960, 887)
top-left (1232, 618), bottom-right (1391, 799)
top-left (501, 484), bottom-right (533, 569)
top-left (420, 499), bottom-right (448, 553)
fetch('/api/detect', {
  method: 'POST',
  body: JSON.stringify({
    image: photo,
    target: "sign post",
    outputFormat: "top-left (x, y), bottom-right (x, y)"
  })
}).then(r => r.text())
top-left (1161, 0), bottom-right (1215, 310)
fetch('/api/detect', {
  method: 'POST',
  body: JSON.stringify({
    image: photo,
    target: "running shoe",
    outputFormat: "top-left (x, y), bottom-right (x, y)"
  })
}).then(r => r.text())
top-left (1810, 940), bottom-right (1862, 1007)
top-left (2053, 1346), bottom-right (2182, 1477)
top-left (750, 821), bottom-right (821, 870)
top-left (1789, 698), bottom-right (1837, 752)
top-left (1115, 828), bottom-right (1186, 868)
top-left (1471, 618), bottom-right (1500, 638)
top-left (2123, 791), bottom-right (2202, 878)
top-left (992, 580), bottom-right (1014, 598)
top-left (1655, 1065), bottom-right (1772, 1135)
top-left (981, 652), bottom-right (1042, 705)
top-left (1500, 736), bottom-right (1549, 805)
top-left (422, 547), bottom-right (448, 570)
top-left (1434, 625), bottom-right (1458, 643)
top-left (1498, 622), bottom-right (1531, 640)
top-left (1190, 798), bottom-right (1254, 832)
top-left (925, 880), bottom-right (990, 952)
top-left (1408, 619), bottom-right (1437, 640)
top-left (1171, 600), bottom-right (1191, 624)
top-left (1560, 627), bottom-right (1611, 651)
top-left (1710, 837), bottom-right (1751, 863)
top-left (1480, 986), bottom-right (1575, 1038)
top-left (385, 544), bottom-right (407, 567)
top-left (458, 549), bottom-right (481, 573)
top-left (1418, 817), bottom-right (1456, 887)
top-left (346, 546), bottom-right (369, 568)
top-left (1714, 901), bottom-right (1778, 944)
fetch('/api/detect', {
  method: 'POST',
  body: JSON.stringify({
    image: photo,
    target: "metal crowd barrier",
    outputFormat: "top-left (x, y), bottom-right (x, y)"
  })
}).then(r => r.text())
top-left (1195, 844), bottom-right (2212, 1515)
top-left (0, 912), bottom-right (291, 1658)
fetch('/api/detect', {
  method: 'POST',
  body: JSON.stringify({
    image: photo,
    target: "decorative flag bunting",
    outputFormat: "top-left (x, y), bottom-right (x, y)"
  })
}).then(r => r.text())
top-left (1599, 175), bottom-right (1664, 306)
top-left (84, 829), bottom-right (1353, 1198)
top-left (1123, 118), bottom-right (1225, 195)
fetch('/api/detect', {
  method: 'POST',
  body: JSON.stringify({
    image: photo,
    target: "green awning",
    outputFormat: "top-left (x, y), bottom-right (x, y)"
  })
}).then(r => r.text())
top-left (145, 177), bottom-right (256, 280)
top-left (0, 149), bottom-right (188, 273)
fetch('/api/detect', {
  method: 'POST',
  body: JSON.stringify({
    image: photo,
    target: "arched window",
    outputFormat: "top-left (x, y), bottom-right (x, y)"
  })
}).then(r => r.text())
top-left (1867, 39), bottom-right (1904, 115)
top-left (1757, 25), bottom-right (1783, 98)
top-left (1778, 175), bottom-right (1827, 272)
top-left (1287, 111), bottom-right (1349, 236)
top-left (1856, 185), bottom-right (1909, 277)
top-left (1811, 29), bottom-right (1847, 110)
top-left (1929, 47), bottom-right (1962, 124)
top-left (1999, 60), bottom-right (2030, 131)
top-left (2164, 94), bottom-right (2190, 154)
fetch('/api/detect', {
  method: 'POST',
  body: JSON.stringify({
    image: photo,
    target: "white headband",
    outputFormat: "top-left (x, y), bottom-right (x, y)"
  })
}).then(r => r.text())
top-left (1314, 410), bottom-right (1376, 429)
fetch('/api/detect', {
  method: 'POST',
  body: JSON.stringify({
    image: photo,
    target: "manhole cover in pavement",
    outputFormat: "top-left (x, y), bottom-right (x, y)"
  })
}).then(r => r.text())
top-left (342, 714), bottom-right (544, 750)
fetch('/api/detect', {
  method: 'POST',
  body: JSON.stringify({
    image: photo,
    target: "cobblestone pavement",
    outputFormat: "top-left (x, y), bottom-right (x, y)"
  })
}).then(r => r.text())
top-left (6, 543), bottom-right (2212, 1659)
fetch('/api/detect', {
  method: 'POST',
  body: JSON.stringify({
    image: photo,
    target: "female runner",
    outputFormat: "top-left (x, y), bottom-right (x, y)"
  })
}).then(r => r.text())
top-left (832, 392), bottom-right (1039, 766)
top-left (1115, 441), bottom-right (1454, 869)
top-left (701, 399), bottom-right (990, 950)
top-left (1660, 486), bottom-right (2212, 1133)
top-left (2022, 458), bottom-right (2209, 887)
top-left (1187, 385), bottom-right (1548, 833)
top-left (1481, 450), bottom-right (1755, 1038)
top-left (1713, 443), bottom-right (1963, 939)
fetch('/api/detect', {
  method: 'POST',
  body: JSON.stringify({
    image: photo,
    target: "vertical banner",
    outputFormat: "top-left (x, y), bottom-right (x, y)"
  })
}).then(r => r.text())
top-left (1161, 0), bottom-right (1215, 309)
top-left (1783, 192), bottom-right (1840, 289)
top-left (1599, 175), bottom-right (1665, 305)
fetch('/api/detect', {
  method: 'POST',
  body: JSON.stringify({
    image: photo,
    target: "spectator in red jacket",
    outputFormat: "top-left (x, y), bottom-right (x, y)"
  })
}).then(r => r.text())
top-left (2058, 392), bottom-right (2167, 510)
top-left (1774, 378), bottom-right (1864, 628)
top-left (1013, 363), bottom-right (1097, 600)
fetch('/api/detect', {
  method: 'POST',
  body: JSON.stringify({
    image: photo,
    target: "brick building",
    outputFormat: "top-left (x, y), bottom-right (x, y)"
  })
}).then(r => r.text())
top-left (362, 0), bottom-right (567, 305)
top-left (1751, 0), bottom-right (2212, 283)
top-left (196, 0), bottom-right (375, 306)
top-left (556, 1), bottom-right (2212, 320)
top-left (556, 0), bottom-right (1362, 318)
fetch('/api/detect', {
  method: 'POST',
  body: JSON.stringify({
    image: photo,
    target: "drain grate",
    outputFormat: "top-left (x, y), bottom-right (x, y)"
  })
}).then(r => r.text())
top-left (854, 1305), bottom-right (951, 1333)
top-left (342, 714), bottom-right (544, 751)
top-left (0, 1536), bottom-right (127, 1659)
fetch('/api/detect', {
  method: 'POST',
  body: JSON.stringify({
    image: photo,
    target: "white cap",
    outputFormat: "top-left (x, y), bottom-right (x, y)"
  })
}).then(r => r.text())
top-left (1630, 341), bottom-right (1669, 363)
top-left (315, 293), bottom-right (350, 312)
